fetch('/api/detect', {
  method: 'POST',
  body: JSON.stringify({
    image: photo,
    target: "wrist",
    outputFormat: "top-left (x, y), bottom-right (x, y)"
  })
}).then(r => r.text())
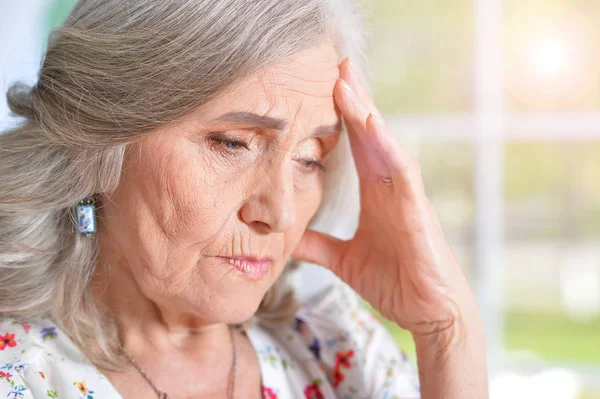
top-left (412, 312), bottom-right (484, 358)
top-left (412, 307), bottom-right (488, 399)
top-left (412, 285), bottom-right (484, 345)
top-left (413, 290), bottom-right (485, 351)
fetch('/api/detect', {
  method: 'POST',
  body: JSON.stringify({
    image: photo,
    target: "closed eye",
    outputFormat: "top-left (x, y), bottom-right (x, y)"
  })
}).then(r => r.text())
top-left (218, 138), bottom-right (247, 150)
top-left (296, 157), bottom-right (327, 172)
top-left (209, 135), bottom-right (249, 153)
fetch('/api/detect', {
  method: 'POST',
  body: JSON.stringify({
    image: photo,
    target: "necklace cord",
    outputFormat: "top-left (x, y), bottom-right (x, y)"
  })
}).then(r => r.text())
top-left (118, 324), bottom-right (238, 399)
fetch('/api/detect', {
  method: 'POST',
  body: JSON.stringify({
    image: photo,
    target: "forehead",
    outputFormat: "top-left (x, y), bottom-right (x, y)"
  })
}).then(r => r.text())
top-left (201, 43), bottom-right (341, 121)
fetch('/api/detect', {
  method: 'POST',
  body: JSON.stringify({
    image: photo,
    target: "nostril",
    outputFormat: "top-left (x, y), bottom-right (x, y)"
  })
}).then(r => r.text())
top-left (250, 220), bottom-right (272, 234)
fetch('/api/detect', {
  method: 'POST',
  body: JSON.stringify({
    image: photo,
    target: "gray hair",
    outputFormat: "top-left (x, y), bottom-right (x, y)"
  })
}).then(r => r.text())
top-left (0, 0), bottom-right (368, 370)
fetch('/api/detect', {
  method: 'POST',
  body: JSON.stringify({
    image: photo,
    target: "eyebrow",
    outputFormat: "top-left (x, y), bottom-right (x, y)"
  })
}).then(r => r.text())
top-left (212, 111), bottom-right (342, 137)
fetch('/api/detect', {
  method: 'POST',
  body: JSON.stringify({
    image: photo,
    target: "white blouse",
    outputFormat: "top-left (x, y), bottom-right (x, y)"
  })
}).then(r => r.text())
top-left (0, 283), bottom-right (420, 398)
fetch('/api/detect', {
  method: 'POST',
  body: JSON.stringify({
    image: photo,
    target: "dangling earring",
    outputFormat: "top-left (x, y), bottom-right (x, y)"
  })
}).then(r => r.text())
top-left (76, 195), bottom-right (97, 236)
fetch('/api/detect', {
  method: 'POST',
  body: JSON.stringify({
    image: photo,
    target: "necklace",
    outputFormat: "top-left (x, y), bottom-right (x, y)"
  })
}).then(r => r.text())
top-left (118, 324), bottom-right (238, 399)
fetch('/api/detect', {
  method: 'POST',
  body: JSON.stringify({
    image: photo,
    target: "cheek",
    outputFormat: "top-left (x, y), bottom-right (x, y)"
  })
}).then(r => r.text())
top-left (297, 182), bottom-right (324, 219)
top-left (147, 144), bottom-right (235, 240)
top-left (282, 183), bottom-right (324, 254)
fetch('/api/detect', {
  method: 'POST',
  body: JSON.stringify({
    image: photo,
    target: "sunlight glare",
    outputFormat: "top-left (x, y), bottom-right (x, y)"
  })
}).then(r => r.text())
top-left (528, 35), bottom-right (570, 77)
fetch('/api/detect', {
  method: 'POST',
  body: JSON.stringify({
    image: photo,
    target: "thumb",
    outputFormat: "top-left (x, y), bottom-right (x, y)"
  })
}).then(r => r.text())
top-left (291, 229), bottom-right (346, 272)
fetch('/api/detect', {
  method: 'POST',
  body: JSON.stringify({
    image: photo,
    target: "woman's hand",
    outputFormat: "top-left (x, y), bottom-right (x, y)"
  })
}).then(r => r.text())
top-left (292, 58), bottom-right (488, 398)
top-left (292, 57), bottom-right (477, 335)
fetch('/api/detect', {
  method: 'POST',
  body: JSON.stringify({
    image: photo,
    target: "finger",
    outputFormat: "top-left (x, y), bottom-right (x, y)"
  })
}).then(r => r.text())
top-left (338, 57), bottom-right (383, 122)
top-left (333, 78), bottom-right (373, 180)
top-left (290, 228), bottom-right (346, 274)
top-left (341, 58), bottom-right (422, 188)
top-left (345, 121), bottom-right (370, 180)
top-left (337, 59), bottom-right (396, 181)
top-left (334, 78), bottom-right (389, 179)
top-left (366, 113), bottom-right (426, 193)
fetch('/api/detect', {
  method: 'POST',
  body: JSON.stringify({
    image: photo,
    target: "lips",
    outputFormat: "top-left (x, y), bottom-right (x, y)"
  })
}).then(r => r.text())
top-left (216, 256), bottom-right (272, 280)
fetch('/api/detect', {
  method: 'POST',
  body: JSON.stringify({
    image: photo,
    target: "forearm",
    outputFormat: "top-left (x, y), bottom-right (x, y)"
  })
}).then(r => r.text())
top-left (412, 299), bottom-right (488, 398)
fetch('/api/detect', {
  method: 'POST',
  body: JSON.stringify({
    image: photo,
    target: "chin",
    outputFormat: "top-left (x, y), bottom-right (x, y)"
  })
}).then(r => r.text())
top-left (215, 290), bottom-right (266, 325)
top-left (222, 274), bottom-right (285, 325)
top-left (189, 256), bottom-right (287, 324)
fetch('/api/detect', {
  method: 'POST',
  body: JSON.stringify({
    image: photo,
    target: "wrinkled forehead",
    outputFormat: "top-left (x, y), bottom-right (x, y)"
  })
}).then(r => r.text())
top-left (201, 44), bottom-right (341, 121)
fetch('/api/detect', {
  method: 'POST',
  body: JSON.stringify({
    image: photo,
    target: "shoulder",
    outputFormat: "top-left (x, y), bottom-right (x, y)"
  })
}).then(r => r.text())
top-left (0, 315), bottom-right (110, 398)
top-left (0, 315), bottom-right (55, 397)
top-left (0, 315), bottom-right (54, 373)
top-left (293, 282), bottom-right (421, 398)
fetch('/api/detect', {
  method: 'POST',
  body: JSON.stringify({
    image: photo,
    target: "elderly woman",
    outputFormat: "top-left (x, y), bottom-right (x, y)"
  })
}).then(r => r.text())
top-left (0, 0), bottom-right (487, 398)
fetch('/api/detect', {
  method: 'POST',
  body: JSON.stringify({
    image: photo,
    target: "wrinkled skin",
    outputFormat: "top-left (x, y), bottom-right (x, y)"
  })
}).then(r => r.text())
top-left (94, 42), bottom-right (342, 398)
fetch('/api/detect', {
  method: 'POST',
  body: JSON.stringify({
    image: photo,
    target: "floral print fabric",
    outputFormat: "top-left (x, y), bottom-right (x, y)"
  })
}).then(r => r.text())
top-left (0, 283), bottom-right (420, 398)
top-left (249, 283), bottom-right (421, 398)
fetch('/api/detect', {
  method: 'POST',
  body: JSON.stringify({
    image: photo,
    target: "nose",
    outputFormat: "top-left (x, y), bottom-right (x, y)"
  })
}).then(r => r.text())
top-left (239, 156), bottom-right (297, 234)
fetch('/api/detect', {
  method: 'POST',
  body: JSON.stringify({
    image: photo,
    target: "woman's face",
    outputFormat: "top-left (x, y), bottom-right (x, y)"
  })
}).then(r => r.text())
top-left (98, 42), bottom-right (342, 324)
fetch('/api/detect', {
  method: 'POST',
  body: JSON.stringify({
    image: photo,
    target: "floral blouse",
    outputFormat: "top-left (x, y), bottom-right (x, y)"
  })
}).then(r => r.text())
top-left (0, 283), bottom-right (420, 398)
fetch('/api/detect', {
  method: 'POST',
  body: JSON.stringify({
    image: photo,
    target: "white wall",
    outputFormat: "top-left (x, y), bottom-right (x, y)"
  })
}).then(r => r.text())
top-left (0, 0), bottom-right (47, 129)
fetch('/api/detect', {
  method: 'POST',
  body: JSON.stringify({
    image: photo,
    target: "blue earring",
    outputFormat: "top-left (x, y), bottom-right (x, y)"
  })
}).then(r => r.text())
top-left (76, 196), bottom-right (97, 236)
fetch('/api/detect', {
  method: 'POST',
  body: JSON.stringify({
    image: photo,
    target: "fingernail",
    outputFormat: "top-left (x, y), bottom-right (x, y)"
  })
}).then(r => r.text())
top-left (347, 57), bottom-right (357, 73)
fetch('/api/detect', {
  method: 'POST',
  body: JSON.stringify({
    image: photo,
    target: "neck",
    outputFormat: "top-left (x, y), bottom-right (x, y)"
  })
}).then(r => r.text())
top-left (88, 238), bottom-right (251, 398)
top-left (91, 251), bottom-right (232, 359)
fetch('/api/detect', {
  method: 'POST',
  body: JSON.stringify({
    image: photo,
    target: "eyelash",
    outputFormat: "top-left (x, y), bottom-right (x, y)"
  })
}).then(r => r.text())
top-left (213, 137), bottom-right (248, 151)
top-left (209, 136), bottom-right (327, 172)
top-left (297, 157), bottom-right (327, 172)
